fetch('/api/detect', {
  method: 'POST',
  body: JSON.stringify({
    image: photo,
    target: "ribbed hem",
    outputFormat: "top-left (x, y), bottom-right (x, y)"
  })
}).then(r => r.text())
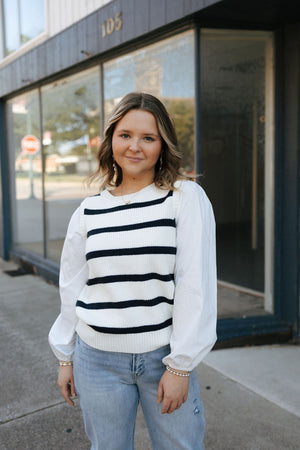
top-left (76, 319), bottom-right (172, 354)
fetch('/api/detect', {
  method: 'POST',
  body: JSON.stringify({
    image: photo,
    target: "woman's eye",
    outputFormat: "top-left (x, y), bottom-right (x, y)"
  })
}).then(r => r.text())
top-left (121, 134), bottom-right (130, 139)
top-left (144, 136), bottom-right (154, 142)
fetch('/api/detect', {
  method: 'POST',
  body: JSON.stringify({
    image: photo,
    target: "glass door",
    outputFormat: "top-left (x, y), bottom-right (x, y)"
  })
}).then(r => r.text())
top-left (200, 30), bottom-right (274, 318)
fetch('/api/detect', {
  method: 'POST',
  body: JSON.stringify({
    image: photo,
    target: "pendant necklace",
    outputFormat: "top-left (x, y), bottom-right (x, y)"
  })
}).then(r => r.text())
top-left (121, 190), bottom-right (140, 205)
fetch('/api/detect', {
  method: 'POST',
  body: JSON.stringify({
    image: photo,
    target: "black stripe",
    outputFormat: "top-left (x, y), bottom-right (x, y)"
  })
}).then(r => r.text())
top-left (87, 273), bottom-right (174, 286)
top-left (88, 318), bottom-right (172, 334)
top-left (86, 246), bottom-right (176, 261)
top-left (87, 218), bottom-right (176, 238)
top-left (76, 296), bottom-right (174, 310)
top-left (84, 190), bottom-right (173, 215)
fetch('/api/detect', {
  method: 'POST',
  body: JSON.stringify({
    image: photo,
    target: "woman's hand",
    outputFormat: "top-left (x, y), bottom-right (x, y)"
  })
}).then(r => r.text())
top-left (157, 369), bottom-right (189, 414)
top-left (57, 365), bottom-right (76, 406)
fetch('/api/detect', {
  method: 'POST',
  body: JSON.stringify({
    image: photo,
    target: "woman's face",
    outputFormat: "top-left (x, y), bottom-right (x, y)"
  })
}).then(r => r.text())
top-left (112, 109), bottom-right (162, 185)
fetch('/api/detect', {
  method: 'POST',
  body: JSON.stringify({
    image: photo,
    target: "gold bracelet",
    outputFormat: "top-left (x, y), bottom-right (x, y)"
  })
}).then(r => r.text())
top-left (59, 360), bottom-right (73, 366)
top-left (166, 365), bottom-right (190, 377)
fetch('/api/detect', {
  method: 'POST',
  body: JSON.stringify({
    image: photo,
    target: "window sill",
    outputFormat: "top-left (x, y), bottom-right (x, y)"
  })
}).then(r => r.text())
top-left (0, 32), bottom-right (49, 68)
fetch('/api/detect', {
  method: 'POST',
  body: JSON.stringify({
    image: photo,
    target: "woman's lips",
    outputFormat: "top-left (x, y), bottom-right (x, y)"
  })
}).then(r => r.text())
top-left (126, 156), bottom-right (143, 162)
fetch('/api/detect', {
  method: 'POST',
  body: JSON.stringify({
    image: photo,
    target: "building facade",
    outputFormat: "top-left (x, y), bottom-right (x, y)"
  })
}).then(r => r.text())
top-left (0, 0), bottom-right (299, 345)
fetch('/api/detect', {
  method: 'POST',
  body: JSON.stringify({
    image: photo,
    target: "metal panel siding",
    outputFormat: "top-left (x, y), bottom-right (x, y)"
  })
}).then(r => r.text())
top-left (37, 43), bottom-right (47, 80)
top-left (0, 0), bottom-right (222, 98)
top-left (72, 24), bottom-right (81, 67)
top-left (86, 13), bottom-right (101, 56)
top-left (184, 0), bottom-right (206, 15)
top-left (77, 20), bottom-right (88, 62)
top-left (30, 49), bottom-right (38, 83)
top-left (23, 51), bottom-right (34, 84)
top-left (48, 0), bottom-right (61, 36)
top-left (47, 0), bottom-right (112, 36)
top-left (72, 0), bottom-right (81, 23)
top-left (149, 0), bottom-right (166, 30)
top-left (166, 0), bottom-right (184, 23)
top-left (79, 0), bottom-right (86, 19)
top-left (55, 34), bottom-right (62, 72)
top-left (133, 0), bottom-right (150, 36)
top-left (14, 62), bottom-right (22, 94)
top-left (64, 0), bottom-right (74, 29)
top-left (204, 0), bottom-right (221, 6)
top-left (97, 1), bottom-right (123, 52)
top-left (3, 65), bottom-right (12, 95)
top-left (120, 0), bottom-right (135, 42)
top-left (19, 54), bottom-right (27, 83)
top-left (46, 39), bottom-right (55, 77)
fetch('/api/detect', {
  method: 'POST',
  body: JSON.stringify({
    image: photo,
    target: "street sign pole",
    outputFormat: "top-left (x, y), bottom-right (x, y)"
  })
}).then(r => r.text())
top-left (21, 135), bottom-right (40, 200)
top-left (29, 154), bottom-right (35, 199)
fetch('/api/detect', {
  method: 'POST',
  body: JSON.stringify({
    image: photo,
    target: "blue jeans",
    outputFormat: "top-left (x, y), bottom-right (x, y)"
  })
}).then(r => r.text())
top-left (73, 335), bottom-right (205, 450)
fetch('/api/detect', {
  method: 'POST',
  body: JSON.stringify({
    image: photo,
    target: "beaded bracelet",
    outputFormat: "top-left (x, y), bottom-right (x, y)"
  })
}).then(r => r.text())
top-left (166, 365), bottom-right (190, 377)
top-left (59, 360), bottom-right (73, 366)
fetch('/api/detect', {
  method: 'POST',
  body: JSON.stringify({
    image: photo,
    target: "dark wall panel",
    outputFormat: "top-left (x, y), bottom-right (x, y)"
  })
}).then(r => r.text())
top-left (0, 101), bottom-right (11, 259)
top-left (0, 142), bottom-right (3, 258)
top-left (280, 23), bottom-right (300, 334)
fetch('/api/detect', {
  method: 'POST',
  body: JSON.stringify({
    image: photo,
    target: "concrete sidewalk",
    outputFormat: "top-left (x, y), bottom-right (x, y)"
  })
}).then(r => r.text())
top-left (0, 258), bottom-right (299, 450)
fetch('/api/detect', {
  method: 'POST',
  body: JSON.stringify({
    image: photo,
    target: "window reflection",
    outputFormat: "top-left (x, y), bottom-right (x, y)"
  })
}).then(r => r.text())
top-left (104, 31), bottom-right (195, 173)
top-left (200, 31), bottom-right (272, 318)
top-left (3, 0), bottom-right (44, 54)
top-left (41, 67), bottom-right (100, 262)
top-left (19, 0), bottom-right (45, 44)
top-left (7, 91), bottom-right (43, 255)
top-left (3, 0), bottom-right (19, 54)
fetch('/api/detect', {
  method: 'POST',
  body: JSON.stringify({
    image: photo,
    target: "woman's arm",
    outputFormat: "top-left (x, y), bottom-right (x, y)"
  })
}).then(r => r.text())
top-left (163, 180), bottom-right (217, 371)
top-left (49, 206), bottom-right (88, 405)
top-left (158, 181), bottom-right (217, 413)
top-left (48, 206), bottom-right (88, 361)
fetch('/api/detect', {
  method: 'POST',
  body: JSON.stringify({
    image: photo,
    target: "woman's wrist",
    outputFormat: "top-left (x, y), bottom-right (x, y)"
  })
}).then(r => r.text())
top-left (166, 365), bottom-right (190, 377)
top-left (59, 360), bottom-right (73, 366)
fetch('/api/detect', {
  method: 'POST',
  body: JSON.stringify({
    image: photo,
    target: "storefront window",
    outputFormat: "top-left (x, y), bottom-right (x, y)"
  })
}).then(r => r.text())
top-left (3, 0), bottom-right (45, 55)
top-left (200, 30), bottom-right (274, 318)
top-left (104, 31), bottom-right (195, 173)
top-left (7, 91), bottom-right (43, 256)
top-left (41, 67), bottom-right (100, 262)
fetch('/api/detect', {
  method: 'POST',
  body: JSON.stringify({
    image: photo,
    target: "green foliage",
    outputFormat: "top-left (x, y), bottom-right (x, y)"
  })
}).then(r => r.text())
top-left (42, 76), bottom-right (100, 156)
top-left (165, 98), bottom-right (195, 171)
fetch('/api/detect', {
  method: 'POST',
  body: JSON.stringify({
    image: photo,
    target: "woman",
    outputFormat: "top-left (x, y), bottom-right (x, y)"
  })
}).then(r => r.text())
top-left (49, 92), bottom-right (217, 450)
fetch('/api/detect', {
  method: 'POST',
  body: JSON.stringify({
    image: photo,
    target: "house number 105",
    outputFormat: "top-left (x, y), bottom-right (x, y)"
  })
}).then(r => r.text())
top-left (102, 12), bottom-right (123, 37)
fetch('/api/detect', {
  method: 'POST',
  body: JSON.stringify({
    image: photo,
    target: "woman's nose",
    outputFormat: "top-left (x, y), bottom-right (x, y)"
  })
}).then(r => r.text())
top-left (129, 138), bottom-right (140, 152)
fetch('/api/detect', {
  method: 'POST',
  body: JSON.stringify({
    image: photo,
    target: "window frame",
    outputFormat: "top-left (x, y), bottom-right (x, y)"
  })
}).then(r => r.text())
top-left (1, 0), bottom-right (47, 61)
top-left (200, 28), bottom-right (275, 316)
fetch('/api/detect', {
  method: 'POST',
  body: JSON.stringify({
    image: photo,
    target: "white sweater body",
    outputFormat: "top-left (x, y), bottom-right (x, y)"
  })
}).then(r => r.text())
top-left (49, 180), bottom-right (217, 371)
top-left (76, 186), bottom-right (176, 353)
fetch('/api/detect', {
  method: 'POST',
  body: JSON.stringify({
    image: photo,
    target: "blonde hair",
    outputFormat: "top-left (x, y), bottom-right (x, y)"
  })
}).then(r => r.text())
top-left (88, 92), bottom-right (185, 190)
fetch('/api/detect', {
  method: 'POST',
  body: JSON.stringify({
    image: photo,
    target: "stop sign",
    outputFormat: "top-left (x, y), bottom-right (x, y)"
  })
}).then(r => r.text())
top-left (21, 135), bottom-right (40, 155)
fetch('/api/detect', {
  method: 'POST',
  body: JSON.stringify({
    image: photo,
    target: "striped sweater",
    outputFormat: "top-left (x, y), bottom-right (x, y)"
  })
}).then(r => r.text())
top-left (75, 183), bottom-right (178, 354)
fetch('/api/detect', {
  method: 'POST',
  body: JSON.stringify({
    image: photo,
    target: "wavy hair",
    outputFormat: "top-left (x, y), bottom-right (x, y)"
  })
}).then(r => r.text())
top-left (88, 92), bottom-right (185, 190)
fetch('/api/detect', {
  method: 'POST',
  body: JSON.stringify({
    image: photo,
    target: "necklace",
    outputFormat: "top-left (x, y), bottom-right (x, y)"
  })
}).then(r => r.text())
top-left (121, 190), bottom-right (140, 205)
